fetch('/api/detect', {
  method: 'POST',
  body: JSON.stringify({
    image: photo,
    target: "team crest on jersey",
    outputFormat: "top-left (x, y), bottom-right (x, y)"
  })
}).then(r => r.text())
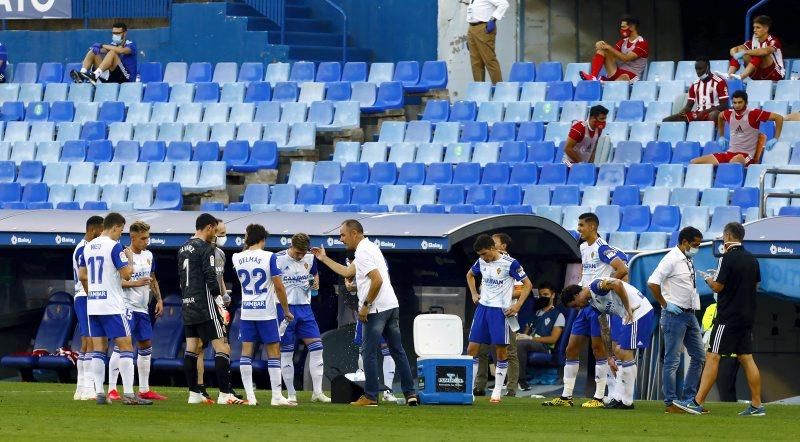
top-left (604, 250), bottom-right (616, 259)
top-left (304, 263), bottom-right (309, 269)
top-left (591, 252), bottom-right (596, 258)
top-left (496, 268), bottom-right (501, 275)
top-left (119, 252), bottom-right (128, 263)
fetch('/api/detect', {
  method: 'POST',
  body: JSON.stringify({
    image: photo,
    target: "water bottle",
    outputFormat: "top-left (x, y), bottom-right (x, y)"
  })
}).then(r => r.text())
top-left (222, 290), bottom-right (232, 305)
top-left (506, 315), bottom-right (520, 332)
top-left (135, 74), bottom-right (141, 83)
top-left (278, 318), bottom-right (290, 336)
top-left (310, 288), bottom-right (319, 297)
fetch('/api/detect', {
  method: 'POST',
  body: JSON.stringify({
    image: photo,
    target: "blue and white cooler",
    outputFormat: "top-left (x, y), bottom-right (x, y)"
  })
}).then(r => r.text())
top-left (414, 314), bottom-right (473, 405)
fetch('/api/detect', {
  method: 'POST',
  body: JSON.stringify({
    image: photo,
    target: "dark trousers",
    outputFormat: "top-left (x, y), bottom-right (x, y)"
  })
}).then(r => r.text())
top-left (362, 307), bottom-right (415, 400)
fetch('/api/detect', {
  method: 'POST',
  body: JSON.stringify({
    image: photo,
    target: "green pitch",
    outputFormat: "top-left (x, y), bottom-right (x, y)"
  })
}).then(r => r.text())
top-left (1, 383), bottom-right (799, 440)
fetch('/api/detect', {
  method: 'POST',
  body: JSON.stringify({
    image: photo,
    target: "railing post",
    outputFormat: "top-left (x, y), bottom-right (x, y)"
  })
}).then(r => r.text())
top-left (342, 15), bottom-right (347, 63)
top-left (745, 0), bottom-right (771, 40)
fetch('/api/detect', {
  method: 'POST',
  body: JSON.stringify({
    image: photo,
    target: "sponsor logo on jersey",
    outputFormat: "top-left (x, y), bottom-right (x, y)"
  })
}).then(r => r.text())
top-left (243, 300), bottom-right (267, 309)
top-left (88, 290), bottom-right (108, 300)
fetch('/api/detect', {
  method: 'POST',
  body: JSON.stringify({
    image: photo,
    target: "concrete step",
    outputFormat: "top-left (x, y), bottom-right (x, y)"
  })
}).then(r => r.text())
top-left (269, 31), bottom-right (345, 47)
top-left (285, 5), bottom-right (312, 19)
top-left (285, 17), bottom-right (330, 33)
top-left (288, 45), bottom-right (371, 63)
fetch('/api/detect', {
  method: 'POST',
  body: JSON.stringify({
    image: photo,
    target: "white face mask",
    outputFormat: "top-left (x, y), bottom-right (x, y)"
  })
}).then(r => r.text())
top-left (685, 247), bottom-right (699, 258)
top-left (698, 72), bottom-right (709, 81)
top-left (112, 34), bottom-right (122, 44)
top-left (215, 235), bottom-right (227, 247)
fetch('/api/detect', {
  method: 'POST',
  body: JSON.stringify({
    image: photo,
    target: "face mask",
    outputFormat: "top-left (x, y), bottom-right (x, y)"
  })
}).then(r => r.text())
top-left (698, 72), bottom-right (709, 81)
top-left (215, 235), bottom-right (227, 247)
top-left (620, 28), bottom-right (631, 38)
top-left (685, 247), bottom-right (699, 258)
top-left (594, 121), bottom-right (607, 130)
top-left (112, 34), bottom-right (122, 44)
top-left (534, 297), bottom-right (551, 311)
top-left (713, 292), bottom-right (718, 302)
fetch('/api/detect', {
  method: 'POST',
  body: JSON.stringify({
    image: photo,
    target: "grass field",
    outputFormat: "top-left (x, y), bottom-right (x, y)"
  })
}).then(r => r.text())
top-left (1, 383), bottom-right (799, 440)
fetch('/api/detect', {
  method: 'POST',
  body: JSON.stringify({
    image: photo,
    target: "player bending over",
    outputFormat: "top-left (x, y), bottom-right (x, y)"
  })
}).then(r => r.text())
top-left (561, 278), bottom-right (655, 409)
top-left (727, 15), bottom-right (785, 81)
top-left (691, 90), bottom-right (782, 166)
top-left (466, 234), bottom-right (532, 404)
top-left (107, 221), bottom-right (167, 401)
top-left (82, 213), bottom-right (151, 405)
top-left (72, 215), bottom-right (103, 400)
top-left (580, 15), bottom-right (648, 82)
top-left (179, 214), bottom-right (243, 405)
top-left (274, 233), bottom-right (330, 404)
top-left (233, 224), bottom-right (296, 406)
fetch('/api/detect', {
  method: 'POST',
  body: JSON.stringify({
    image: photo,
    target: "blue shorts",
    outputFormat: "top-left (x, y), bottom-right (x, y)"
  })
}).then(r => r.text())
top-left (612, 310), bottom-right (656, 350)
top-left (571, 306), bottom-right (602, 338)
top-left (353, 319), bottom-right (387, 346)
top-left (127, 311), bottom-right (153, 343)
top-left (610, 315), bottom-right (622, 343)
top-left (74, 296), bottom-right (90, 338)
top-left (88, 313), bottom-right (130, 339)
top-left (468, 304), bottom-right (510, 346)
top-left (239, 318), bottom-right (280, 345)
top-left (277, 304), bottom-right (321, 348)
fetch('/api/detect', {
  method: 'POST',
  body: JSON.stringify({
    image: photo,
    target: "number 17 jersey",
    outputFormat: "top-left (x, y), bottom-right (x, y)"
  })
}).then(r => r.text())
top-left (85, 236), bottom-right (129, 316)
top-left (232, 249), bottom-right (282, 321)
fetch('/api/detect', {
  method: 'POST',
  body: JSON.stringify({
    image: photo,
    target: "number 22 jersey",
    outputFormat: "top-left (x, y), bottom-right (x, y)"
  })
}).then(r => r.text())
top-left (232, 249), bottom-right (282, 321)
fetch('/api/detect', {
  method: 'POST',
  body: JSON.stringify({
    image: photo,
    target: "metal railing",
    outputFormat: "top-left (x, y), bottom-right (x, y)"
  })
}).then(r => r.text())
top-left (73, 0), bottom-right (172, 26)
top-left (318, 0), bottom-right (347, 63)
top-left (240, 0), bottom-right (285, 45)
top-left (745, 0), bottom-right (772, 40)
top-left (758, 167), bottom-right (800, 218)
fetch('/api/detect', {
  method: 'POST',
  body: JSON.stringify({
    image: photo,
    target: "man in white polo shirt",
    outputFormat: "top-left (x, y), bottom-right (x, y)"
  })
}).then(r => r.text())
top-left (312, 219), bottom-right (418, 407)
top-left (647, 226), bottom-right (705, 414)
top-left (466, 0), bottom-right (509, 83)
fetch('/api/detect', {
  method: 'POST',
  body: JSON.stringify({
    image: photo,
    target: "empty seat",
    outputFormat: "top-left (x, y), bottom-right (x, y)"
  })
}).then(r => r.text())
top-left (48, 101), bottom-right (74, 123)
top-left (351, 184), bottom-right (380, 205)
top-left (14, 160), bottom-right (40, 184)
top-left (630, 81), bottom-right (658, 102)
top-left (194, 82), bottom-right (220, 103)
top-left (509, 163), bottom-right (538, 186)
top-left (288, 62), bottom-right (315, 84)
top-left (746, 80), bottom-right (773, 103)
top-left (86, 140), bottom-right (112, 163)
top-left (642, 140), bottom-right (672, 165)
top-left (616, 101), bottom-right (645, 123)
top-left (10, 141), bottom-right (36, 164)
top-left (520, 82), bottom-right (547, 104)
top-left (700, 187), bottom-right (729, 208)
top-left (611, 185), bottom-right (641, 206)
top-left (425, 162), bottom-right (453, 186)
top-left (142, 82), bottom-right (170, 103)
top-left (492, 82), bottom-right (520, 103)
top-left (545, 81), bottom-right (573, 102)
top-left (244, 81), bottom-right (272, 103)
top-left (686, 121), bottom-right (715, 145)
top-left (626, 163), bottom-right (655, 187)
top-left (74, 184), bottom-right (100, 205)
top-left (523, 185), bottom-right (551, 207)
top-left (164, 62), bottom-right (188, 83)
top-left (453, 162), bottom-right (481, 185)
top-left (489, 122), bottom-right (517, 143)
top-left (536, 62), bottom-right (563, 82)
top-left (107, 122), bottom-right (133, 143)
top-left (118, 82), bottom-right (144, 105)
top-left (415, 143), bottom-right (444, 165)
top-left (341, 162), bottom-right (369, 185)
top-left (613, 141), bottom-right (643, 165)
top-left (618, 205), bottom-right (651, 233)
top-left (638, 232), bottom-right (669, 250)
top-left (649, 205), bottom-right (681, 232)
top-left (684, 164), bottom-right (714, 188)
top-left (466, 184), bottom-right (494, 206)
top-left (481, 162), bottom-right (510, 185)
top-left (151, 102), bottom-right (178, 124)
top-left (67, 162), bottom-right (94, 185)
top-left (471, 142), bottom-right (500, 166)
top-left (212, 62), bottom-right (238, 84)
top-left (517, 122), bottom-right (545, 144)
top-left (672, 141), bottom-right (701, 165)
top-left (98, 101), bottom-right (125, 123)
top-left (169, 84), bottom-right (195, 104)
top-left (559, 101), bottom-right (588, 123)
top-left (47, 183), bottom-right (73, 204)
top-left (171, 161), bottom-right (200, 189)
top-left (628, 122), bottom-right (658, 145)
top-left (437, 184), bottom-right (466, 207)
top-left (582, 187), bottom-right (610, 209)
top-left (4, 121), bottom-right (30, 142)
top-left (351, 82), bottom-right (377, 107)
top-left (731, 187), bottom-right (759, 209)
top-left (494, 184), bottom-right (523, 205)
top-left (658, 121), bottom-right (687, 146)
top-left (236, 122), bottom-right (262, 144)
top-left (369, 162), bottom-right (398, 185)
top-left (531, 101), bottom-right (560, 122)
top-left (221, 140), bottom-right (249, 169)
top-left (602, 81), bottom-right (630, 102)
top-left (157, 122), bottom-right (184, 143)
top-left (551, 185), bottom-right (581, 206)
top-left (543, 122), bottom-right (571, 145)
top-left (670, 187), bottom-right (700, 208)
top-left (307, 101), bottom-right (333, 126)
top-left (643, 101), bottom-right (673, 122)
top-left (658, 81), bottom-right (685, 102)
top-left (146, 161), bottom-right (174, 184)
top-left (421, 100), bottom-right (449, 123)
top-left (564, 163), bottom-right (595, 189)
top-left (509, 62), bottom-right (535, 83)
top-left (460, 122), bottom-right (489, 143)
top-left (297, 184), bottom-right (325, 206)
top-left (121, 163), bottom-right (148, 185)
top-left (272, 82), bottom-right (299, 103)
top-left (595, 205), bottom-right (621, 233)
top-left (95, 163), bottom-right (123, 186)
top-left (499, 141), bottom-right (527, 163)
top-left (538, 163), bottom-right (568, 186)
top-left (60, 140), bottom-right (87, 162)
top-left (405, 120), bottom-right (432, 143)
top-left (680, 206), bottom-right (710, 233)
top-left (220, 83), bottom-right (245, 104)
top-left (362, 81), bottom-right (404, 113)
top-left (287, 161), bottom-right (315, 186)
top-left (387, 142), bottom-right (416, 165)
top-left (24, 102), bottom-right (49, 122)
top-left (713, 163), bottom-right (744, 189)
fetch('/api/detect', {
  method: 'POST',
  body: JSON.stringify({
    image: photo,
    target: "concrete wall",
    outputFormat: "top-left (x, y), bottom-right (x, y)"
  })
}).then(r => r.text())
top-left (437, 0), bottom-right (519, 100)
top-left (0, 3), bottom-right (288, 66)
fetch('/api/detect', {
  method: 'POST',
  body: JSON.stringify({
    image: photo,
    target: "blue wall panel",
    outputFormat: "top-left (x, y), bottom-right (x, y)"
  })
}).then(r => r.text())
top-left (0, 3), bottom-right (288, 66)
top-left (333, 0), bottom-right (438, 63)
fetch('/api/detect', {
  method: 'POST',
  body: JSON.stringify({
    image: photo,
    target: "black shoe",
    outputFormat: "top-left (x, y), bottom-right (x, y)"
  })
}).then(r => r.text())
top-left (78, 71), bottom-right (97, 85)
top-left (604, 399), bottom-right (622, 409)
top-left (69, 70), bottom-right (83, 83)
top-left (618, 402), bottom-right (635, 410)
top-left (405, 394), bottom-right (419, 406)
top-left (473, 389), bottom-right (486, 397)
top-left (519, 380), bottom-right (531, 391)
top-left (506, 389), bottom-right (516, 397)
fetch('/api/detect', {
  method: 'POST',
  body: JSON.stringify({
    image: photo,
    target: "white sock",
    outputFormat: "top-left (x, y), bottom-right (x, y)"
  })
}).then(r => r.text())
top-left (562, 360), bottom-right (579, 397)
top-left (83, 355), bottom-right (94, 392)
top-left (76, 353), bottom-right (85, 392)
top-left (382, 349), bottom-right (395, 391)
top-left (606, 359), bottom-right (620, 400)
top-left (358, 353), bottom-right (364, 372)
top-left (493, 360), bottom-right (508, 397)
top-left (594, 360), bottom-right (608, 400)
top-left (137, 347), bottom-right (152, 393)
top-left (108, 350), bottom-right (120, 392)
top-left (268, 358), bottom-right (282, 398)
top-left (472, 357), bottom-right (479, 391)
top-left (280, 351), bottom-right (296, 396)
top-left (308, 342), bottom-right (324, 395)
top-left (620, 361), bottom-right (637, 405)
top-left (240, 357), bottom-right (255, 400)
top-left (94, 68), bottom-right (109, 80)
top-left (119, 351), bottom-right (135, 395)
top-left (614, 369), bottom-right (624, 401)
top-left (80, 67), bottom-right (87, 74)
top-left (91, 352), bottom-right (106, 394)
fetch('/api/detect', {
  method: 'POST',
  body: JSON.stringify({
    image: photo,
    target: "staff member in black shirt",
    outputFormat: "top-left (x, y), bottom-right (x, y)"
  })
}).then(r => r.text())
top-left (178, 213), bottom-right (243, 405)
top-left (675, 222), bottom-right (765, 416)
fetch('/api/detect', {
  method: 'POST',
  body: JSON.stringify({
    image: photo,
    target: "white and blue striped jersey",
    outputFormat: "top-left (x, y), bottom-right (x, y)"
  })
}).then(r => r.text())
top-left (274, 250), bottom-right (318, 305)
top-left (85, 236), bottom-right (129, 316)
top-left (73, 239), bottom-right (88, 297)
top-left (580, 237), bottom-right (627, 286)
top-left (588, 278), bottom-right (653, 323)
top-left (471, 254), bottom-right (526, 309)
top-left (232, 249), bottom-right (282, 321)
top-left (123, 250), bottom-right (155, 314)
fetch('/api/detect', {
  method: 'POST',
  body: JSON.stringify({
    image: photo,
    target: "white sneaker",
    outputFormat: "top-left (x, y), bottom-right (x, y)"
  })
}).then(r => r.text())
top-left (382, 390), bottom-right (398, 403)
top-left (271, 395), bottom-right (297, 407)
top-left (490, 393), bottom-right (502, 404)
top-left (312, 392), bottom-right (331, 403)
top-left (246, 397), bottom-right (258, 406)
top-left (217, 393), bottom-right (245, 405)
top-left (353, 369), bottom-right (365, 382)
top-left (73, 388), bottom-right (81, 400)
top-left (287, 394), bottom-right (298, 404)
top-left (80, 388), bottom-right (97, 401)
top-left (188, 391), bottom-right (214, 404)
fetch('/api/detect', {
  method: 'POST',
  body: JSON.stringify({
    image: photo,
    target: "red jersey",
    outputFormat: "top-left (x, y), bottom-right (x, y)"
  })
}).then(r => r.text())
top-left (722, 108), bottom-right (771, 157)
top-left (744, 34), bottom-right (785, 78)
top-left (564, 120), bottom-right (602, 164)
top-left (614, 36), bottom-right (649, 78)
top-left (687, 73), bottom-right (729, 112)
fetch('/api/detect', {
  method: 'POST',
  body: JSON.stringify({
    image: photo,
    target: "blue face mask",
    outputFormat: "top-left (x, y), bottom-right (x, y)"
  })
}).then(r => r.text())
top-left (112, 34), bottom-right (122, 44)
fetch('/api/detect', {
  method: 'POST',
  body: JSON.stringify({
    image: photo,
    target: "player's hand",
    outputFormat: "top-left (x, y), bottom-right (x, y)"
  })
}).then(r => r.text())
top-left (154, 299), bottom-right (164, 318)
top-left (218, 306), bottom-right (230, 325)
top-left (471, 292), bottom-right (480, 304)
top-left (765, 138), bottom-right (778, 151)
top-left (358, 305), bottom-right (369, 323)
top-left (717, 137), bottom-right (729, 149)
top-left (504, 304), bottom-right (521, 317)
top-left (594, 41), bottom-right (605, 50)
top-left (625, 310), bottom-right (634, 325)
top-left (485, 18), bottom-right (496, 34)
top-left (734, 50), bottom-right (746, 61)
top-left (311, 279), bottom-right (319, 290)
top-left (664, 302), bottom-right (683, 315)
top-left (284, 310), bottom-right (295, 322)
top-left (608, 357), bottom-right (618, 375)
top-left (310, 246), bottom-right (327, 259)
top-left (135, 277), bottom-right (152, 287)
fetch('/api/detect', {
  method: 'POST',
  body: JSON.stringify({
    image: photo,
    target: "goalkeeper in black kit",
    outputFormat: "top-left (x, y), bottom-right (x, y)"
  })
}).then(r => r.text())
top-left (178, 213), bottom-right (243, 405)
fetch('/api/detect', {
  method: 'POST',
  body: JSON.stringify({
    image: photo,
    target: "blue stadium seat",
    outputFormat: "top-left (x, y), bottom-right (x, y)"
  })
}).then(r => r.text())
top-left (341, 162), bottom-right (370, 185)
top-left (487, 122), bottom-right (517, 144)
top-left (211, 62), bottom-right (237, 84)
top-left (252, 102), bottom-right (280, 124)
top-left (509, 62), bottom-right (536, 83)
top-left (642, 141), bottom-right (672, 166)
top-left (351, 183), bottom-right (380, 205)
top-left (362, 82), bottom-right (404, 113)
top-left (687, 121), bottom-right (714, 145)
top-left (674, 60), bottom-right (697, 86)
top-left (126, 183), bottom-right (153, 208)
top-left (241, 81), bottom-right (271, 103)
top-left (501, 102), bottom-right (530, 124)
top-left (48, 101), bottom-right (74, 123)
top-left (60, 140), bottom-right (87, 162)
top-left (310, 160), bottom-right (341, 187)
top-left (98, 101), bottom-right (125, 123)
top-left (465, 82), bottom-right (492, 103)
top-left (369, 162), bottom-right (398, 186)
top-left (297, 184), bottom-right (325, 206)
top-left (425, 163), bottom-right (453, 186)
top-left (684, 164), bottom-right (714, 189)
top-left (499, 141), bottom-right (526, 163)
top-left (378, 121), bottom-right (405, 143)
top-left (627, 122), bottom-right (658, 145)
top-left (778, 206), bottom-right (800, 216)
top-left (477, 102), bottom-right (504, 124)
top-left (536, 62), bottom-right (563, 82)
top-left (21, 182), bottom-right (47, 203)
top-left (647, 205), bottom-right (682, 233)
top-left (378, 184), bottom-right (407, 210)
top-left (393, 61), bottom-right (420, 87)
top-left (574, 81), bottom-right (601, 102)
top-left (459, 121), bottom-right (489, 143)
top-left (73, 183), bottom-right (101, 206)
top-left (421, 100), bottom-right (449, 123)
top-left (509, 163), bottom-right (538, 186)
top-left (602, 81), bottom-right (629, 102)
top-left (240, 184), bottom-right (270, 206)
top-left (322, 183), bottom-right (351, 205)
top-left (139, 62), bottom-right (163, 83)
top-left (360, 142), bottom-right (388, 166)
top-left (405, 60), bottom-right (448, 93)
top-left (647, 61), bottom-right (675, 81)
top-left (267, 184), bottom-right (295, 205)
top-left (415, 143), bottom-right (444, 165)
top-left (200, 202), bottom-right (224, 211)
top-left (233, 140), bottom-right (278, 172)
top-left (505, 204), bottom-right (533, 214)
top-left (62, 63), bottom-right (83, 83)
top-left (642, 101), bottom-right (672, 123)
top-left (670, 141), bottom-right (701, 165)
top-left (475, 205), bottom-right (504, 214)
top-left (448, 204), bottom-right (474, 214)
top-left (452, 162), bottom-right (481, 185)
top-left (582, 187), bottom-right (610, 209)
top-left (86, 140), bottom-right (112, 163)
top-left (164, 62), bottom-right (188, 83)
top-left (232, 62), bottom-right (262, 84)
top-left (351, 82), bottom-right (377, 107)
top-left (630, 81), bottom-right (657, 102)
top-left (611, 185), bottom-right (641, 206)
top-left (448, 100), bottom-right (477, 123)
top-left (396, 162), bottom-right (425, 186)
top-left (658, 81), bottom-right (686, 102)
top-left (332, 141), bottom-right (360, 166)
top-left (441, 141), bottom-right (470, 163)
top-left (625, 163), bottom-right (655, 187)
top-left (221, 140), bottom-right (249, 169)
top-left (307, 101), bottom-right (333, 126)
top-left (545, 81), bottom-right (573, 102)
top-left (713, 163), bottom-right (744, 189)
top-left (707, 206), bottom-right (742, 238)
top-left (551, 185), bottom-right (581, 206)
top-left (566, 163), bottom-right (596, 189)
top-left (24, 101), bottom-right (49, 122)
top-left (404, 121), bottom-right (432, 144)
top-left (140, 141), bottom-right (167, 163)
top-left (146, 182), bottom-right (183, 210)
top-left (187, 141), bottom-right (216, 162)
top-left (299, 82), bottom-right (325, 104)
top-left (517, 122), bottom-right (545, 144)
top-left (559, 101), bottom-right (587, 123)
top-left (618, 205), bottom-right (650, 233)
top-left (700, 187), bottom-right (729, 208)
top-left (543, 122), bottom-right (571, 145)
top-left (1, 101), bottom-right (24, 122)
top-left (67, 162), bottom-right (94, 185)
top-left (658, 121), bottom-right (687, 146)
top-left (531, 102), bottom-right (560, 124)
top-left (437, 184), bottom-right (466, 207)
top-left (520, 82), bottom-right (547, 103)
top-left (13, 62), bottom-right (38, 83)
top-left (538, 163), bottom-right (568, 186)
top-left (194, 82), bottom-right (220, 103)
top-left (595, 205), bottom-right (621, 233)
top-left (670, 187), bottom-right (699, 208)
top-left (0, 160), bottom-right (15, 183)
top-left (416, 204), bottom-right (442, 213)
top-left (731, 187), bottom-right (759, 209)
top-left (492, 82), bottom-right (520, 103)
top-left (471, 143), bottom-right (500, 167)
top-left (535, 205), bottom-right (562, 223)
top-left (616, 101), bottom-right (645, 123)
top-left (494, 184), bottom-right (522, 205)
top-left (339, 62), bottom-right (367, 83)
top-left (273, 82), bottom-right (299, 103)
top-left (523, 185), bottom-right (550, 207)
top-left (142, 82), bottom-right (170, 103)
top-left (564, 62), bottom-right (590, 86)
top-left (481, 162), bottom-right (510, 185)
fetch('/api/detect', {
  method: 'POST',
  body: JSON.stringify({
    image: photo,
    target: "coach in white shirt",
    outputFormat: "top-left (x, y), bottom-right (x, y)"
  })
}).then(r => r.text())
top-left (466, 0), bottom-right (509, 84)
top-left (647, 226), bottom-right (706, 413)
top-left (312, 219), bottom-right (418, 407)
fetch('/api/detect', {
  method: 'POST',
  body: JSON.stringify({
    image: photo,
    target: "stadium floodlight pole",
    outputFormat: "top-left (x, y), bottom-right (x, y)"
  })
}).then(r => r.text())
top-left (745, 0), bottom-right (772, 40)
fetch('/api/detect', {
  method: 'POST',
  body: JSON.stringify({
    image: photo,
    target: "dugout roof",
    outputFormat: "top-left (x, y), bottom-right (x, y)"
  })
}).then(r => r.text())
top-left (0, 211), bottom-right (581, 257)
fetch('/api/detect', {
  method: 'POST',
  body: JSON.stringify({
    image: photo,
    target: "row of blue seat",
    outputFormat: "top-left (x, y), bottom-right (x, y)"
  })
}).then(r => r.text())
top-left (0, 181), bottom-right (183, 211)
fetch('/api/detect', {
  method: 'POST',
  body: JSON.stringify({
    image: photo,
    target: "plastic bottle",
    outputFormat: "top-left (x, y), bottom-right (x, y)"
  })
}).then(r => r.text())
top-left (310, 288), bottom-right (319, 297)
top-left (506, 315), bottom-right (520, 332)
top-left (278, 318), bottom-right (290, 336)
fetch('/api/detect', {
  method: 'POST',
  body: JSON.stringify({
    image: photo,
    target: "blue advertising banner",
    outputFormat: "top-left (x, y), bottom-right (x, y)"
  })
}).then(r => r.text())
top-left (0, 0), bottom-right (72, 19)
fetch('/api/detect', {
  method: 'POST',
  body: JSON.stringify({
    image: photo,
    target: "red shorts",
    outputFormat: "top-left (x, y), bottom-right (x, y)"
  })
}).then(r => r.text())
top-left (751, 66), bottom-right (784, 81)
top-left (605, 68), bottom-right (639, 82)
top-left (713, 151), bottom-right (753, 166)
top-left (685, 110), bottom-right (714, 122)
